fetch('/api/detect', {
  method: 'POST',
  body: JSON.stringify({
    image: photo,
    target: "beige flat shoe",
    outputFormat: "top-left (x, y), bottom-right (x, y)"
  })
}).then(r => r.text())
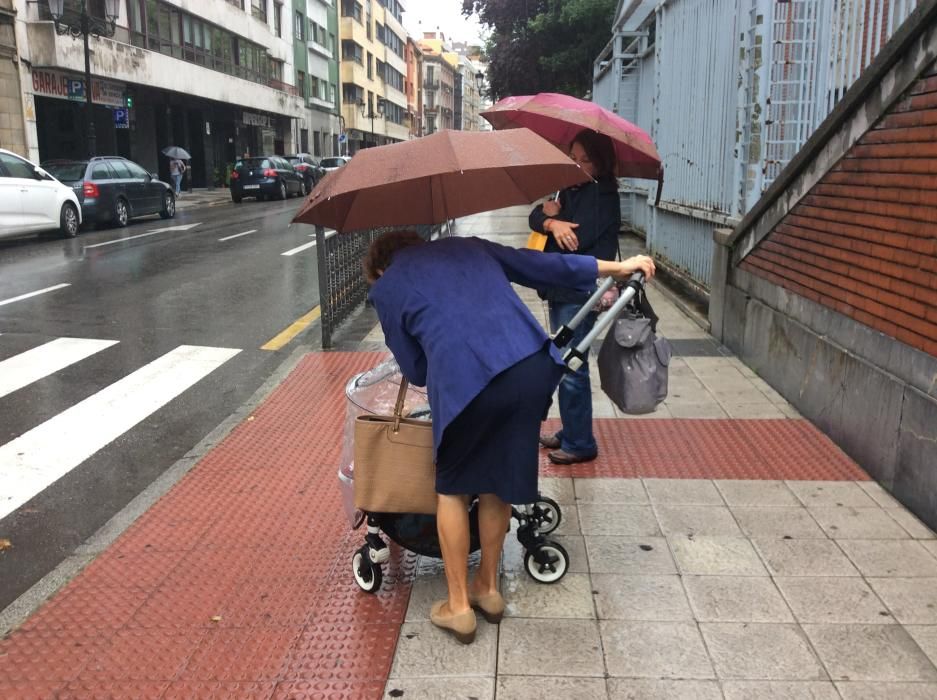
top-left (430, 600), bottom-right (476, 644)
top-left (469, 590), bottom-right (505, 624)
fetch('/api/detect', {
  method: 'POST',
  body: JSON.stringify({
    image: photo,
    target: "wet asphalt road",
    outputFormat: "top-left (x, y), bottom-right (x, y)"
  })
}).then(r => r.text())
top-left (0, 196), bottom-right (324, 610)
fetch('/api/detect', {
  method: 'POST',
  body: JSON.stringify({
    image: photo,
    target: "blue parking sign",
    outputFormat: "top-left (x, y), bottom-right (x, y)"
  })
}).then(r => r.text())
top-left (113, 108), bottom-right (129, 129)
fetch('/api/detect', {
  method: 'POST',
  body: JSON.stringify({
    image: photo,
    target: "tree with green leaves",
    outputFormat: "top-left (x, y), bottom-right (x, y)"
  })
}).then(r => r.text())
top-left (463, 0), bottom-right (617, 100)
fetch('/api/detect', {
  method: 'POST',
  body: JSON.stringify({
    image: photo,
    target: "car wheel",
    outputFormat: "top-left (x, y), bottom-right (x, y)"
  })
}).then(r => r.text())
top-left (159, 192), bottom-right (176, 219)
top-left (59, 202), bottom-right (80, 238)
top-left (277, 181), bottom-right (287, 200)
top-left (298, 180), bottom-right (307, 197)
top-left (113, 197), bottom-right (130, 227)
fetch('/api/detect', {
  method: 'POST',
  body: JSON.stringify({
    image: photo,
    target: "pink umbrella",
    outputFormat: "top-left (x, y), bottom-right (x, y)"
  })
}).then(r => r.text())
top-left (481, 92), bottom-right (664, 202)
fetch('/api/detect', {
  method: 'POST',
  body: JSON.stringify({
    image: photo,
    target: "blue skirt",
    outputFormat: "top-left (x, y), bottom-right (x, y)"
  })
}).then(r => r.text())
top-left (435, 345), bottom-right (564, 505)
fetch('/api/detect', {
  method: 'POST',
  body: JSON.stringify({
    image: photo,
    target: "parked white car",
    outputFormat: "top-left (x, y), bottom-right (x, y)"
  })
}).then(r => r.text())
top-left (0, 148), bottom-right (82, 241)
top-left (318, 156), bottom-right (351, 178)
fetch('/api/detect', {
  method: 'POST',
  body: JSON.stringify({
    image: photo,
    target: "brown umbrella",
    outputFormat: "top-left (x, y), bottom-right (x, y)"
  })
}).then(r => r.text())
top-left (291, 128), bottom-right (591, 232)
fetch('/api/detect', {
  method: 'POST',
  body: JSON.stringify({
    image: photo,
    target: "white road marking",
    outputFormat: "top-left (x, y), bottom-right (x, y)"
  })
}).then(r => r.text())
top-left (0, 283), bottom-right (71, 308)
top-left (282, 229), bottom-right (337, 256)
top-left (218, 229), bottom-right (257, 242)
top-left (0, 344), bottom-right (241, 520)
top-left (84, 223), bottom-right (202, 249)
top-left (0, 338), bottom-right (118, 399)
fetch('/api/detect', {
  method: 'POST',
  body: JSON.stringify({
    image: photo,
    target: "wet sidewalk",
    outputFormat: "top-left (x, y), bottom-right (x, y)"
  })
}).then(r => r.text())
top-left (2, 208), bottom-right (936, 699)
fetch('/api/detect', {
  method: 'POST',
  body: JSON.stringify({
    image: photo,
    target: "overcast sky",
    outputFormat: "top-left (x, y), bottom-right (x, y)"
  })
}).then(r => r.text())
top-left (403, 0), bottom-right (486, 45)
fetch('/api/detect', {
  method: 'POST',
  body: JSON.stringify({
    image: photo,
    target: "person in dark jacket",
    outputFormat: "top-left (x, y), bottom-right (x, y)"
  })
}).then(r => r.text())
top-left (529, 130), bottom-right (621, 464)
top-left (365, 232), bottom-right (654, 644)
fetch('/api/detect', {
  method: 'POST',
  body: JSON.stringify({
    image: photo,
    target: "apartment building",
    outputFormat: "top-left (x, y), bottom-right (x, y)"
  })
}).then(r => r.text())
top-left (301, 0), bottom-right (340, 157)
top-left (404, 35), bottom-right (422, 139)
top-left (418, 32), bottom-right (454, 134)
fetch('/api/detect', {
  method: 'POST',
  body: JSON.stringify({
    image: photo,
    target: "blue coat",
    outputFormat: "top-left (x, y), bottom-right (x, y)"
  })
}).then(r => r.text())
top-left (368, 236), bottom-right (599, 453)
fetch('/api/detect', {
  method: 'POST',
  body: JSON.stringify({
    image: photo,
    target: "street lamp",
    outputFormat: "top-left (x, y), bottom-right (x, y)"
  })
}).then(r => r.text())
top-left (358, 96), bottom-right (385, 148)
top-left (475, 71), bottom-right (484, 93)
top-left (47, 0), bottom-right (120, 158)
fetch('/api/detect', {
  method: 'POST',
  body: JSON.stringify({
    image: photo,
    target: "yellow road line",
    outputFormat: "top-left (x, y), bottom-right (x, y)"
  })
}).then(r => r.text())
top-left (261, 306), bottom-right (321, 351)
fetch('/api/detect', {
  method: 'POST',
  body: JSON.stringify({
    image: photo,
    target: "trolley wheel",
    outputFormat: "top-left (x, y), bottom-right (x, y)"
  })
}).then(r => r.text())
top-left (352, 550), bottom-right (383, 593)
top-left (531, 496), bottom-right (562, 535)
top-left (524, 540), bottom-right (569, 584)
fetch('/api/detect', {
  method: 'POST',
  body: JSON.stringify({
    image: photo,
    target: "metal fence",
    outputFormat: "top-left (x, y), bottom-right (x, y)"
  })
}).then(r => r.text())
top-left (593, 0), bottom-right (920, 288)
top-left (315, 223), bottom-right (444, 348)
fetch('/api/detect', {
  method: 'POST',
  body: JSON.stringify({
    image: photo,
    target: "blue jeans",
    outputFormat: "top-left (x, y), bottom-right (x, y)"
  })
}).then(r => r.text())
top-left (171, 173), bottom-right (182, 194)
top-left (549, 301), bottom-right (598, 456)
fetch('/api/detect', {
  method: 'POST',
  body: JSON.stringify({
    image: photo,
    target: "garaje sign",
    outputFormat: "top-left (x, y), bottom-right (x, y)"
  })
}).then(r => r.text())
top-left (31, 69), bottom-right (126, 108)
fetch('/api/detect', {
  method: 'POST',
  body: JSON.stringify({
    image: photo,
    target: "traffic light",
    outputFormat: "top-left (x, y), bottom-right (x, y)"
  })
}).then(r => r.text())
top-left (125, 95), bottom-right (133, 108)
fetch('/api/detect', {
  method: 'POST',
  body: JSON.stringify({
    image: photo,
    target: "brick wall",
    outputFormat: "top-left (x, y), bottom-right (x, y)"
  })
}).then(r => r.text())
top-left (741, 62), bottom-right (937, 358)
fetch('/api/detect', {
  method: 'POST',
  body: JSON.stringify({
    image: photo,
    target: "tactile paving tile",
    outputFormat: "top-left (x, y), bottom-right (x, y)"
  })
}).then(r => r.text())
top-left (2, 352), bottom-right (416, 698)
top-left (540, 418), bottom-right (870, 480)
top-left (0, 682), bottom-right (66, 700)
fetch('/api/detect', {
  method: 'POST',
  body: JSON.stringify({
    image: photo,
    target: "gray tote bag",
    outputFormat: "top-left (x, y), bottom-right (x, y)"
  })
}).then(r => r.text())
top-left (597, 312), bottom-right (672, 414)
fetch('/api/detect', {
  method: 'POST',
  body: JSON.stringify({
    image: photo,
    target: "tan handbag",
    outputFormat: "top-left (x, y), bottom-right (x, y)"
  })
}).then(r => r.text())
top-left (353, 378), bottom-right (437, 515)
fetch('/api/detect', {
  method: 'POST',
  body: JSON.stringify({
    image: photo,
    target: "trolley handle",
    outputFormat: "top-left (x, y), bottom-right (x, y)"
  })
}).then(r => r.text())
top-left (561, 272), bottom-right (645, 371)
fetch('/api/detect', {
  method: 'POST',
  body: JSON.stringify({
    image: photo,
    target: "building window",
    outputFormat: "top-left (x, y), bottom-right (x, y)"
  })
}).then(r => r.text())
top-left (366, 52), bottom-right (372, 79)
top-left (342, 82), bottom-right (363, 104)
top-left (251, 0), bottom-right (267, 23)
top-left (341, 0), bottom-right (362, 23)
top-left (270, 58), bottom-right (284, 83)
top-left (225, 0), bottom-right (244, 8)
top-left (273, 2), bottom-right (282, 36)
top-left (294, 10), bottom-right (305, 40)
top-left (329, 33), bottom-right (336, 56)
top-left (341, 40), bottom-right (362, 65)
top-left (297, 70), bottom-right (306, 99)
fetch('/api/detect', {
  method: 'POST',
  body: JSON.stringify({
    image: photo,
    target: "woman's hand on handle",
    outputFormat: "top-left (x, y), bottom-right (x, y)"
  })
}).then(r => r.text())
top-left (596, 255), bottom-right (656, 281)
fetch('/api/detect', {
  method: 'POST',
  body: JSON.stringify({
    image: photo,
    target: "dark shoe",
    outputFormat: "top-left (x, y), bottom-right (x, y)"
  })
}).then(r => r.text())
top-left (539, 434), bottom-right (561, 449)
top-left (430, 600), bottom-right (476, 644)
top-left (548, 448), bottom-right (598, 465)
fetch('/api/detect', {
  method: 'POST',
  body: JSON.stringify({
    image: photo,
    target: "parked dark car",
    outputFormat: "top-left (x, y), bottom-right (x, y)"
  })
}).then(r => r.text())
top-left (42, 157), bottom-right (175, 228)
top-left (286, 153), bottom-right (321, 191)
top-left (230, 156), bottom-right (305, 203)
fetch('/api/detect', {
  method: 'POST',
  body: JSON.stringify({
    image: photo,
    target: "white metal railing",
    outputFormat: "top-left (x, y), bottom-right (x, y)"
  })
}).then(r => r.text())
top-left (595, 0), bottom-right (920, 287)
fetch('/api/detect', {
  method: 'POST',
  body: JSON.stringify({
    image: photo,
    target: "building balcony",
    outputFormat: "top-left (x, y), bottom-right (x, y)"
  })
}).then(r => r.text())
top-left (423, 79), bottom-right (439, 90)
top-left (340, 16), bottom-right (370, 47)
top-left (308, 40), bottom-right (332, 60)
top-left (423, 105), bottom-right (438, 113)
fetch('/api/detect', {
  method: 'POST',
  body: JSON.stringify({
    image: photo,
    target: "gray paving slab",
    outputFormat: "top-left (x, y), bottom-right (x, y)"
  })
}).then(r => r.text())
top-left (700, 622), bottom-right (827, 680)
top-left (731, 506), bottom-right (828, 539)
top-left (503, 534), bottom-right (588, 574)
top-left (500, 571), bottom-right (595, 619)
top-left (857, 481), bottom-right (903, 508)
top-left (752, 538), bottom-right (860, 577)
top-left (774, 576), bottom-right (894, 624)
top-left (591, 574), bottom-right (693, 622)
top-left (722, 681), bottom-right (840, 699)
top-left (654, 505), bottom-right (743, 537)
top-left (643, 479), bottom-right (724, 505)
top-left (669, 535), bottom-right (768, 576)
top-left (721, 401), bottom-right (788, 418)
top-left (584, 536), bottom-right (677, 575)
top-left (906, 625), bottom-right (937, 666)
top-left (867, 578), bottom-right (937, 624)
top-left (683, 575), bottom-right (794, 622)
top-left (836, 539), bottom-right (937, 577)
top-left (382, 677), bottom-right (495, 699)
top-left (666, 402), bottom-right (730, 418)
top-left (810, 506), bottom-right (912, 539)
top-left (600, 620), bottom-right (715, 679)
top-left (538, 477), bottom-right (575, 505)
top-left (836, 682), bottom-right (937, 699)
top-left (498, 618), bottom-right (605, 677)
top-left (715, 480), bottom-right (801, 507)
top-left (497, 676), bottom-right (608, 699)
top-left (389, 621), bottom-right (498, 679)
top-left (606, 678), bottom-right (722, 699)
top-left (577, 504), bottom-right (660, 536)
top-left (803, 624), bottom-right (937, 682)
top-left (573, 478), bottom-right (647, 504)
top-left (885, 508), bottom-right (936, 539)
top-left (787, 481), bottom-right (880, 508)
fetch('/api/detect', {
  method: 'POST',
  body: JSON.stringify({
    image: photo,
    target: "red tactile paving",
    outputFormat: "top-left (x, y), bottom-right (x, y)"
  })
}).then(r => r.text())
top-left (0, 352), bottom-right (412, 700)
top-left (540, 418), bottom-right (870, 480)
top-left (1, 350), bottom-right (871, 699)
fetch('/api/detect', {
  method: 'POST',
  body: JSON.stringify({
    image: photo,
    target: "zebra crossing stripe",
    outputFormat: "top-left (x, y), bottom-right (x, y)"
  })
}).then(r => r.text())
top-left (0, 338), bottom-right (118, 400)
top-left (0, 345), bottom-right (240, 520)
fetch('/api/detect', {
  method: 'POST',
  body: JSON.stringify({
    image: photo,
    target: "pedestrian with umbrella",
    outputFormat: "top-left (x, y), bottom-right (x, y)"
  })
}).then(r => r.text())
top-left (162, 146), bottom-right (191, 196)
top-left (481, 93), bottom-right (665, 465)
top-left (293, 129), bottom-right (655, 644)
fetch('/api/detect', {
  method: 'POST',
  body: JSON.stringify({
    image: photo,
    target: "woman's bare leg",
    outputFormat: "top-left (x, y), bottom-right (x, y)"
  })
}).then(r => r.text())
top-left (436, 493), bottom-right (471, 613)
top-left (471, 493), bottom-right (511, 597)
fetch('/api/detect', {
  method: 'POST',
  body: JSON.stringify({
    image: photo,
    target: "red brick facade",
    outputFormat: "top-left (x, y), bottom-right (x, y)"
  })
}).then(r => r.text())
top-left (741, 63), bottom-right (937, 357)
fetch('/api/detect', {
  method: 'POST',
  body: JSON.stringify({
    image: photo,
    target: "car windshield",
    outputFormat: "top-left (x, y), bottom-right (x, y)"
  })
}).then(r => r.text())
top-left (236, 158), bottom-right (271, 169)
top-left (43, 162), bottom-right (87, 182)
top-left (320, 158), bottom-right (345, 168)
top-left (287, 157), bottom-right (302, 164)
